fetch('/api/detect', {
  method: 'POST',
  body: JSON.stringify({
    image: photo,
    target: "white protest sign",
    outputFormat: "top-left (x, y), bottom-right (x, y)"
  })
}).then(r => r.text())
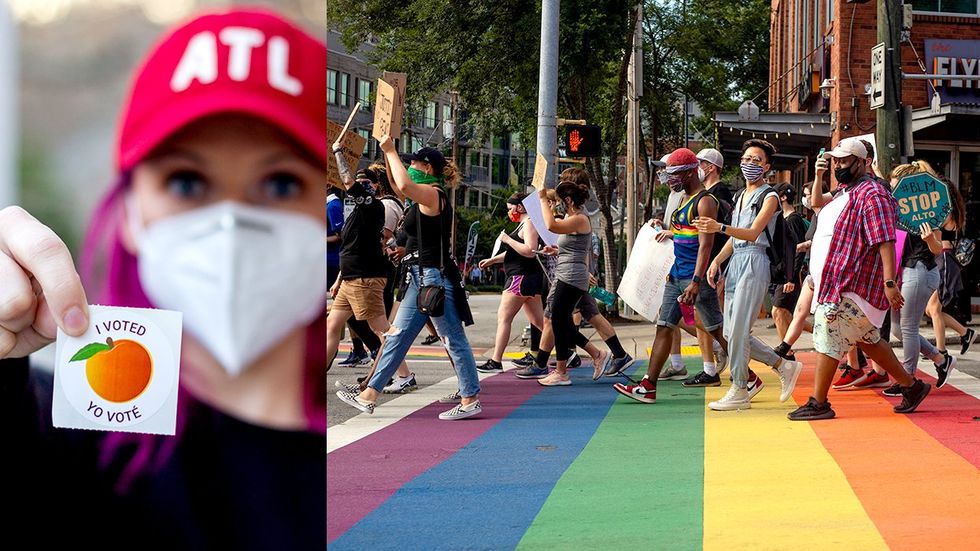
top-left (53, 306), bottom-right (183, 435)
top-left (521, 194), bottom-right (559, 247)
top-left (617, 225), bottom-right (675, 322)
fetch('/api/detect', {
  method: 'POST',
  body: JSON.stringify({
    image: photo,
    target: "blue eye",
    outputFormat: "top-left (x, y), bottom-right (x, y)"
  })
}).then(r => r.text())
top-left (165, 171), bottom-right (207, 199)
top-left (262, 172), bottom-right (303, 200)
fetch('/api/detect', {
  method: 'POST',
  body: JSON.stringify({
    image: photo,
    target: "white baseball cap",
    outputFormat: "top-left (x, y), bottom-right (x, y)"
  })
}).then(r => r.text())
top-left (828, 137), bottom-right (868, 159)
top-left (652, 153), bottom-right (671, 168)
top-left (696, 148), bottom-right (724, 169)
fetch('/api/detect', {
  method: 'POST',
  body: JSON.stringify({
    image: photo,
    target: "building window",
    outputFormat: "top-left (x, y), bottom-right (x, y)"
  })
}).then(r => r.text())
top-left (413, 137), bottom-right (424, 151)
top-left (357, 129), bottom-right (371, 156)
top-left (328, 70), bottom-right (338, 105)
top-left (400, 132), bottom-right (412, 154)
top-left (826, 0), bottom-right (833, 24)
top-left (424, 101), bottom-right (437, 128)
top-left (442, 104), bottom-right (454, 138)
top-left (338, 73), bottom-right (349, 107)
top-left (912, 1), bottom-right (980, 15)
top-left (357, 79), bottom-right (373, 111)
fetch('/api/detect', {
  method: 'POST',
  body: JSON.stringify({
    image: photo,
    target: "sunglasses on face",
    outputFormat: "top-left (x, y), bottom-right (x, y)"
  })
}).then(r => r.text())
top-left (740, 155), bottom-right (765, 165)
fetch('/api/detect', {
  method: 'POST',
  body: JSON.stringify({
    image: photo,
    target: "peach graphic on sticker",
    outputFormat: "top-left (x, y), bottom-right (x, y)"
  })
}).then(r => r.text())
top-left (70, 338), bottom-right (153, 403)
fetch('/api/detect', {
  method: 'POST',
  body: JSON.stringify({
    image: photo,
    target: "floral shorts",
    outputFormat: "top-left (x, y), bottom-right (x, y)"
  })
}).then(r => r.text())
top-left (813, 297), bottom-right (881, 361)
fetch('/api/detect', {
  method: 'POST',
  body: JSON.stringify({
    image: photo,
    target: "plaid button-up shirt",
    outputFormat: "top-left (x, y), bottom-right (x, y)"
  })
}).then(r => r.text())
top-left (817, 175), bottom-right (897, 311)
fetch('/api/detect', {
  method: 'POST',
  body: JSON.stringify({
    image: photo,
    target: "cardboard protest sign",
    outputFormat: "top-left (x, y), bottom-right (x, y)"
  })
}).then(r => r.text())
top-left (53, 306), bottom-right (182, 435)
top-left (372, 78), bottom-right (403, 142)
top-left (531, 152), bottom-right (549, 190)
top-left (617, 225), bottom-right (675, 322)
top-left (382, 71), bottom-right (407, 111)
top-left (521, 193), bottom-right (559, 247)
top-left (893, 172), bottom-right (952, 232)
top-left (327, 119), bottom-right (367, 190)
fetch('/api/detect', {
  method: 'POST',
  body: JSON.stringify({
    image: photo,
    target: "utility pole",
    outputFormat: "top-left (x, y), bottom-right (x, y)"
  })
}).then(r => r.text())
top-left (875, 0), bottom-right (904, 177)
top-left (625, 3), bottom-right (642, 260)
top-left (536, 0), bottom-right (559, 187)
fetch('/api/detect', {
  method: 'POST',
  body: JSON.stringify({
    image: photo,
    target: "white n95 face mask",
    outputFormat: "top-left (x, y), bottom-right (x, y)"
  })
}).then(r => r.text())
top-left (132, 201), bottom-right (326, 376)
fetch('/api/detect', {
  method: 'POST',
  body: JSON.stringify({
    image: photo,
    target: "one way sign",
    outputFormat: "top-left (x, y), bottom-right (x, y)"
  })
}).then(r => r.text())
top-left (870, 42), bottom-right (885, 110)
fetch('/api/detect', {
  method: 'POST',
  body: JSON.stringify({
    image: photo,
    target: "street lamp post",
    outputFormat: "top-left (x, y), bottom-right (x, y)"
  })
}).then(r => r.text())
top-left (536, 0), bottom-right (559, 187)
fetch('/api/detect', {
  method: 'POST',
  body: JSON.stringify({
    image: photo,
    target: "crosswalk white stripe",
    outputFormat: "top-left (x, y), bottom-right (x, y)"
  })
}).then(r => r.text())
top-left (327, 369), bottom-right (507, 454)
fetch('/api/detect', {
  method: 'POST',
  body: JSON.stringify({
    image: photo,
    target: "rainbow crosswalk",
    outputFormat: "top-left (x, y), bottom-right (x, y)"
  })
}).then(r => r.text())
top-left (328, 354), bottom-right (980, 550)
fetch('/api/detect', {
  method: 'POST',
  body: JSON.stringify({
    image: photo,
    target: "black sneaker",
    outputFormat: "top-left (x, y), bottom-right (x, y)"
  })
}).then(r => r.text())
top-left (960, 328), bottom-right (977, 355)
top-left (682, 371), bottom-right (721, 387)
top-left (511, 352), bottom-right (535, 369)
top-left (477, 359), bottom-right (503, 373)
top-left (935, 352), bottom-right (956, 389)
top-left (894, 379), bottom-right (931, 413)
top-left (421, 334), bottom-right (440, 346)
top-left (882, 383), bottom-right (903, 397)
top-left (787, 397), bottom-right (836, 421)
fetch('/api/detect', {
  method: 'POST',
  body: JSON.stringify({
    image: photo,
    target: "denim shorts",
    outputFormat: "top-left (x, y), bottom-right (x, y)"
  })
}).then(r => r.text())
top-left (658, 277), bottom-right (723, 331)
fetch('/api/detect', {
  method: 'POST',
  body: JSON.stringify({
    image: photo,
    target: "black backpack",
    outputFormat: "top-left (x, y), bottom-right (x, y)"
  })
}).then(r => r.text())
top-left (733, 185), bottom-right (795, 285)
top-left (710, 183), bottom-right (734, 226)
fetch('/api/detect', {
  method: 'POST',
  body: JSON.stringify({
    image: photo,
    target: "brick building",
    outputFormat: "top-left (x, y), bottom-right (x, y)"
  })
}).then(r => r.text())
top-left (715, 0), bottom-right (980, 304)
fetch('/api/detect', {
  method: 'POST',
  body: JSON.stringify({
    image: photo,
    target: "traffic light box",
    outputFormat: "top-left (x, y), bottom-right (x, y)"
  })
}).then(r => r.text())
top-left (565, 124), bottom-right (601, 157)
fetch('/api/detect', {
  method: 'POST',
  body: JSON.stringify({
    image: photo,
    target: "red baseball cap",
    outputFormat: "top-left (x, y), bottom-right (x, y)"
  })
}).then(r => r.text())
top-left (115, 8), bottom-right (326, 172)
top-left (666, 148), bottom-right (698, 167)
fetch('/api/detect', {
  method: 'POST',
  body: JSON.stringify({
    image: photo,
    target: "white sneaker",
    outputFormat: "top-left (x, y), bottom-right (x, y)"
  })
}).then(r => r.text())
top-left (438, 400), bottom-right (482, 420)
top-left (709, 384), bottom-right (751, 411)
top-left (383, 373), bottom-right (418, 394)
top-left (775, 360), bottom-right (803, 402)
top-left (334, 380), bottom-right (360, 394)
top-left (715, 348), bottom-right (729, 375)
top-left (658, 365), bottom-right (688, 380)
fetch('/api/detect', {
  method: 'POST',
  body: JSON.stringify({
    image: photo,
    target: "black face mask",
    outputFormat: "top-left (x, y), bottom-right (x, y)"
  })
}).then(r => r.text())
top-left (834, 165), bottom-right (856, 186)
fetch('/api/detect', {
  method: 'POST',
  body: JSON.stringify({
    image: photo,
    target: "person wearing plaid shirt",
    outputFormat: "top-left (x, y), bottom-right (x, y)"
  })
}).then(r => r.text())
top-left (789, 137), bottom-right (932, 421)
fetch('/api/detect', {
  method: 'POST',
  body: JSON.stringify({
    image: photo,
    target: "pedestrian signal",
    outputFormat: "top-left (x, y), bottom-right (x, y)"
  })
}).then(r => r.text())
top-left (565, 125), bottom-right (601, 157)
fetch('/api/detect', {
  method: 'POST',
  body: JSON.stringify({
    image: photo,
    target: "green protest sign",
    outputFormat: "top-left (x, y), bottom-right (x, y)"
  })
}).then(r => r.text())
top-left (893, 173), bottom-right (951, 232)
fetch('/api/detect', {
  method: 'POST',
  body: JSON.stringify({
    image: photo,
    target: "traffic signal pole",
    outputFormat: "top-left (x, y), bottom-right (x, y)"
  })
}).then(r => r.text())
top-left (536, 0), bottom-right (560, 187)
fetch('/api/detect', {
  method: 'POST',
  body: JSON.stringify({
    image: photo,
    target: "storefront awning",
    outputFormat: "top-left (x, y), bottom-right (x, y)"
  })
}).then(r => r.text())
top-left (912, 102), bottom-right (980, 142)
top-left (713, 111), bottom-right (831, 171)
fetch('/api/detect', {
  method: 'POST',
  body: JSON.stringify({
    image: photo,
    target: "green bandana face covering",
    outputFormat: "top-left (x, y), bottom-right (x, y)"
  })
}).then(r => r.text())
top-left (408, 167), bottom-right (441, 185)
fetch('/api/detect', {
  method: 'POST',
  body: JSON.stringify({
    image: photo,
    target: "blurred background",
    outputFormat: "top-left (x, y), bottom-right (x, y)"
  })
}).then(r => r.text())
top-left (1, 0), bottom-right (323, 254)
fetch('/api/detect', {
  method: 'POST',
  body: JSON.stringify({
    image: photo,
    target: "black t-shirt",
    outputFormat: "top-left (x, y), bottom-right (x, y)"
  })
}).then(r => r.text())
top-left (783, 211), bottom-right (809, 277)
top-left (503, 223), bottom-right (544, 277)
top-left (707, 181), bottom-right (734, 259)
top-left (903, 234), bottom-right (937, 270)
top-left (340, 200), bottom-right (387, 279)
top-left (4, 358), bottom-right (325, 550)
top-left (404, 190), bottom-right (453, 268)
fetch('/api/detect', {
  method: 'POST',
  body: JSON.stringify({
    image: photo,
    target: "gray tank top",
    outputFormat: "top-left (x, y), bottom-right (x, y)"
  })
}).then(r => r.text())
top-left (556, 231), bottom-right (592, 291)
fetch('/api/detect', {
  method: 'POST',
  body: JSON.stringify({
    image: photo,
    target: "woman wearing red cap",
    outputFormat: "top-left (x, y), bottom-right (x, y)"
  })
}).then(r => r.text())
top-left (1, 9), bottom-right (325, 547)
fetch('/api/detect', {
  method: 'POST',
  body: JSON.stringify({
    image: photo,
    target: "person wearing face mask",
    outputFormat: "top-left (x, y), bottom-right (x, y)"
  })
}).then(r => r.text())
top-left (532, 170), bottom-right (608, 386)
top-left (474, 192), bottom-right (546, 373)
top-left (336, 141), bottom-right (483, 420)
top-left (2, 9), bottom-right (326, 547)
top-left (770, 183), bottom-right (809, 343)
top-left (696, 140), bottom-right (803, 410)
top-left (327, 165), bottom-right (396, 371)
top-left (614, 149), bottom-right (728, 404)
top-left (786, 137), bottom-right (932, 420)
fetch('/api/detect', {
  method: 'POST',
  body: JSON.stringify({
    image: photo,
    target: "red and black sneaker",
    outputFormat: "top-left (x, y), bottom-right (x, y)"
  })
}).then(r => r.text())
top-left (832, 365), bottom-right (865, 389)
top-left (613, 376), bottom-right (657, 404)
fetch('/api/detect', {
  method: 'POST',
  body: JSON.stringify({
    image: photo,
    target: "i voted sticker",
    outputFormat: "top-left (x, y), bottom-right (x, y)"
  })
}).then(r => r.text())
top-left (53, 306), bottom-right (182, 435)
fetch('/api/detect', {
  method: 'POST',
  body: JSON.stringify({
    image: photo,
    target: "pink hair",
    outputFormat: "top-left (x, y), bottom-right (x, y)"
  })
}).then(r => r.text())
top-left (82, 173), bottom-right (325, 493)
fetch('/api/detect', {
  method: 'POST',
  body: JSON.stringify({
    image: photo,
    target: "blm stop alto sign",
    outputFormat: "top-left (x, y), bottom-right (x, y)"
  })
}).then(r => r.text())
top-left (893, 172), bottom-right (951, 232)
